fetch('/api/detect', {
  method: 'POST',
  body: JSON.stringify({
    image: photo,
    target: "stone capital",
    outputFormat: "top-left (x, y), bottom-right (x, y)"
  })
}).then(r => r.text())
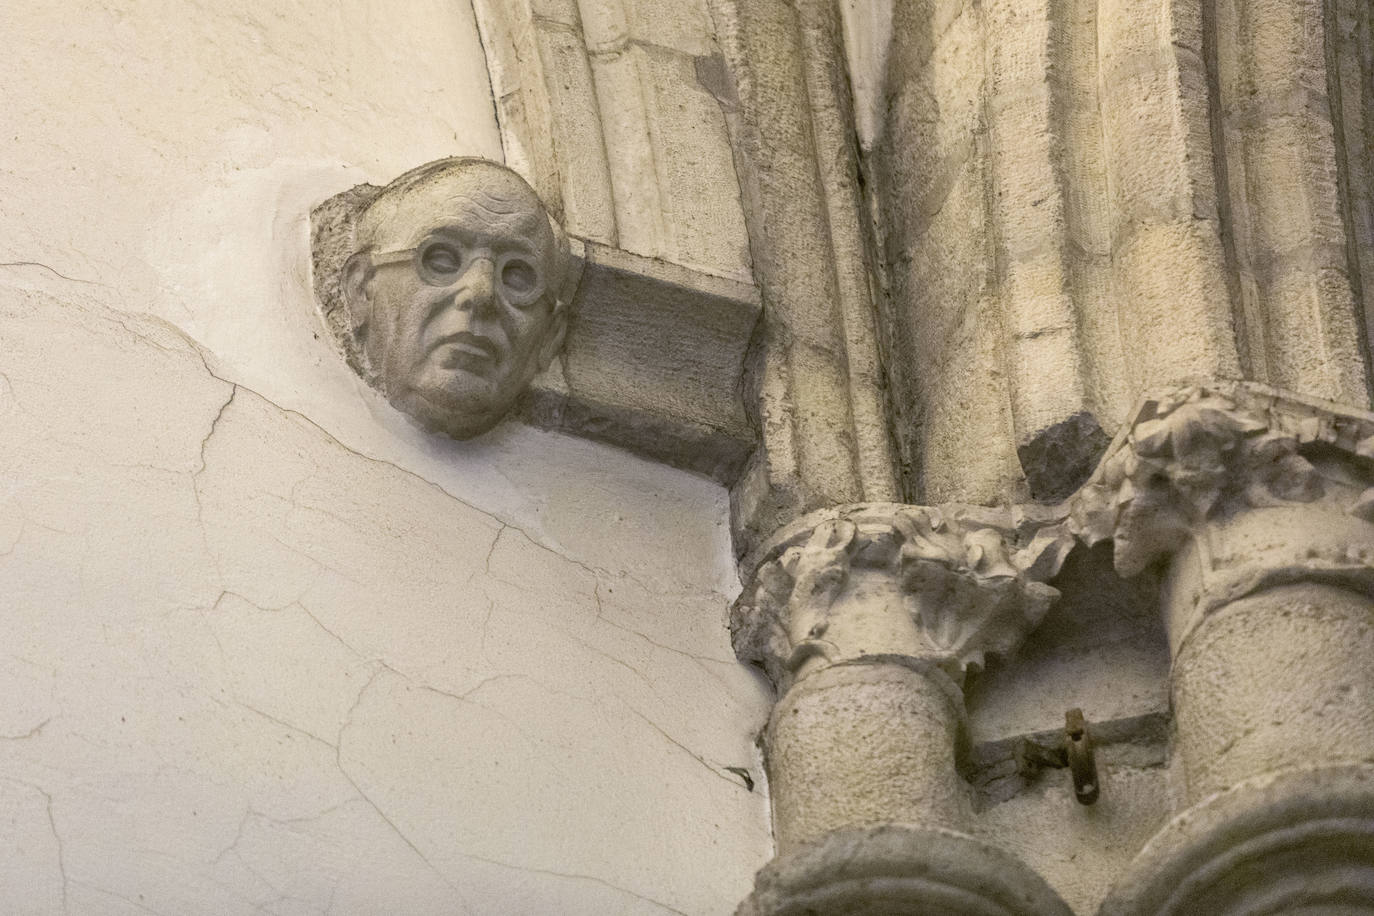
top-left (1072, 382), bottom-right (1374, 573)
top-left (731, 503), bottom-right (1074, 691)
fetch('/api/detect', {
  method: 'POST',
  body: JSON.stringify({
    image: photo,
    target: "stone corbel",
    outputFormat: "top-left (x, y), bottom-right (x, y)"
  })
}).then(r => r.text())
top-left (310, 162), bottom-right (760, 482)
top-left (1069, 383), bottom-right (1374, 914)
top-left (732, 503), bottom-right (1075, 915)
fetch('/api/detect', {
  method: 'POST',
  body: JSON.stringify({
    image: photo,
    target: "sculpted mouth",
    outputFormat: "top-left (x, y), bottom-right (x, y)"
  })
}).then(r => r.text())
top-left (431, 332), bottom-right (499, 363)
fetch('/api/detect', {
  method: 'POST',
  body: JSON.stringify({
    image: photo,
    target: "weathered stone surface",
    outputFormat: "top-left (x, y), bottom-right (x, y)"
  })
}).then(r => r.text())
top-left (737, 825), bottom-right (1074, 915)
top-left (965, 542), bottom-right (1169, 750)
top-left (1053, 383), bottom-right (1374, 911)
top-left (973, 762), bottom-right (1173, 916)
top-left (318, 158), bottom-right (574, 442)
top-left (731, 500), bottom-right (1079, 908)
top-left (1172, 584), bottom-right (1374, 802)
top-left (1101, 764), bottom-right (1374, 915)
top-left (551, 239), bottom-right (758, 481)
top-left (1071, 382), bottom-right (1374, 579)
top-left (732, 503), bottom-right (1073, 691)
top-left (868, 0), bottom-right (1374, 506)
top-left (728, 381), bottom-right (1374, 913)
top-left (766, 663), bottom-right (968, 849)
top-left (1017, 411), bottom-right (1112, 503)
top-left (707, 0), bottom-right (901, 562)
top-left (473, 0), bottom-right (753, 281)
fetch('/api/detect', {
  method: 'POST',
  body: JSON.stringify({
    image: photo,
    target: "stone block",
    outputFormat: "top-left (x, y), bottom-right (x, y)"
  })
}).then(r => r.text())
top-left (527, 238), bottom-right (759, 482)
top-left (638, 43), bottom-right (753, 280)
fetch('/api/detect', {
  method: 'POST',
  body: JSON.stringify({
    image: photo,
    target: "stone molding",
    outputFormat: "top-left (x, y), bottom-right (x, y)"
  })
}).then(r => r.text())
top-left (1071, 381), bottom-right (1374, 578)
top-left (731, 502), bottom-right (1074, 691)
top-left (736, 825), bottom-right (1074, 916)
top-left (1099, 764), bottom-right (1374, 915)
top-left (707, 0), bottom-right (902, 563)
top-left (472, 0), bottom-right (754, 282)
top-left (731, 384), bottom-right (1374, 731)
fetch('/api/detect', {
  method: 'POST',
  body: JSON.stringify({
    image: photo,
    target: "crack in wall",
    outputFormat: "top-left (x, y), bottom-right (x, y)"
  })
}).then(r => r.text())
top-left (67, 881), bottom-right (167, 915)
top-left (0, 260), bottom-right (107, 287)
top-left (0, 716), bottom-right (53, 741)
top-left (328, 663), bottom-right (716, 913)
top-left (332, 667), bottom-right (473, 914)
top-left (625, 705), bottom-right (750, 792)
top-left (594, 581), bottom-right (735, 669)
top-left (455, 848), bottom-right (693, 916)
top-left (233, 701), bottom-right (336, 750)
top-left (44, 785), bottom-right (68, 915)
top-left (0, 778), bottom-right (70, 914)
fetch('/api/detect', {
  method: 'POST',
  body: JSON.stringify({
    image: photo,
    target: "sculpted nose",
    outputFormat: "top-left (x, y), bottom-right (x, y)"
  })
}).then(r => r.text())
top-left (454, 257), bottom-right (497, 314)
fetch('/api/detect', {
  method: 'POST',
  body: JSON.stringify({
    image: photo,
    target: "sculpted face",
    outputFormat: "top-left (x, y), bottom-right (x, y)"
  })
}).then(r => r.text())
top-left (344, 161), bottom-right (567, 439)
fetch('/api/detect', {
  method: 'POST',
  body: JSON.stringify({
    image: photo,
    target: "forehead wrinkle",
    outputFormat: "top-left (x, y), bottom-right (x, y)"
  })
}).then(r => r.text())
top-left (363, 170), bottom-right (554, 253)
top-left (436, 188), bottom-right (549, 236)
top-left (448, 185), bottom-right (529, 214)
top-left (443, 194), bottom-right (526, 222)
top-left (431, 202), bottom-right (545, 241)
top-left (377, 201), bottom-right (538, 249)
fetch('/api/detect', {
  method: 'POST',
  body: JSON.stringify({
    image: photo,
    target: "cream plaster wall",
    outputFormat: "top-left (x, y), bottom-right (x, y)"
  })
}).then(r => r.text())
top-left (0, 3), bottom-right (771, 913)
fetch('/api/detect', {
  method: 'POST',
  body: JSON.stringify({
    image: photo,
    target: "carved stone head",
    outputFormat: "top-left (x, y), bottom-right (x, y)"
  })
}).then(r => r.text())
top-left (338, 158), bottom-right (570, 439)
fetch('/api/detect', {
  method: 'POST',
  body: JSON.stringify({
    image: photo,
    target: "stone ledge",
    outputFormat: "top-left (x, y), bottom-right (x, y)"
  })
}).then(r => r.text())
top-left (521, 238), bottom-right (759, 482)
top-left (968, 711), bottom-right (1169, 810)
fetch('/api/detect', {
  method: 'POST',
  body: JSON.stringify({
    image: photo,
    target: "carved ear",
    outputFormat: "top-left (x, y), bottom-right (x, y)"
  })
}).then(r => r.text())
top-left (538, 300), bottom-right (568, 372)
top-left (539, 211), bottom-right (575, 372)
top-left (341, 251), bottom-right (375, 339)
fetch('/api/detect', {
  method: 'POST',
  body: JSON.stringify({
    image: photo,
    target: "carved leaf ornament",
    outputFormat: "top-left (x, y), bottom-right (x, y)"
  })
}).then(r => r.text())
top-left (894, 510), bottom-right (1057, 672)
top-left (733, 505), bottom-right (1071, 688)
top-left (735, 385), bottom-right (1374, 688)
top-left (1071, 386), bottom-right (1365, 577)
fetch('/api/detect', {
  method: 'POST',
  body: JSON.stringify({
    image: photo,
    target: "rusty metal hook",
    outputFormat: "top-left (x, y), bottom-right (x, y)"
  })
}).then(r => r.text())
top-left (1065, 708), bottom-right (1099, 805)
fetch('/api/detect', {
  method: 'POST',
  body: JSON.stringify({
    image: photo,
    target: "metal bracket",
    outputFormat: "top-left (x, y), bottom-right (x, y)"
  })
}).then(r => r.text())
top-left (1065, 707), bottom-right (1100, 805)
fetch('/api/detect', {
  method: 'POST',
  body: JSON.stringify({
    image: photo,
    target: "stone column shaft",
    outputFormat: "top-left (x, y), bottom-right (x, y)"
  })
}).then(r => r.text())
top-left (1079, 383), bottom-right (1374, 914)
top-left (732, 503), bottom-right (1074, 914)
top-left (1171, 581), bottom-right (1374, 803)
top-left (706, 0), bottom-right (901, 562)
top-left (769, 661), bottom-right (966, 850)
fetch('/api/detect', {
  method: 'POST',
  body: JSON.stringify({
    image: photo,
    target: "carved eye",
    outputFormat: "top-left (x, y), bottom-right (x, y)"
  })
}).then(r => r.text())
top-left (501, 259), bottom-right (538, 295)
top-left (418, 242), bottom-right (463, 281)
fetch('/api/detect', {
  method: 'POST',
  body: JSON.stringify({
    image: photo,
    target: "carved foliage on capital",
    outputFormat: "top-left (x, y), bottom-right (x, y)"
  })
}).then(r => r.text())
top-left (732, 504), bottom-right (1073, 689)
top-left (1073, 384), bottom-right (1374, 576)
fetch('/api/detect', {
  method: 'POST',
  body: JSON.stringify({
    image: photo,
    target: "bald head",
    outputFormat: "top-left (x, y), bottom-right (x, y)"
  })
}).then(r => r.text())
top-left (356, 159), bottom-right (567, 287)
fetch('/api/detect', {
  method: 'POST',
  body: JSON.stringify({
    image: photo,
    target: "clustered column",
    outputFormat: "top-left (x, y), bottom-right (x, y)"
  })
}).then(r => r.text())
top-left (731, 503), bottom-right (1075, 915)
top-left (1072, 384), bottom-right (1374, 914)
top-left (729, 383), bottom-right (1374, 914)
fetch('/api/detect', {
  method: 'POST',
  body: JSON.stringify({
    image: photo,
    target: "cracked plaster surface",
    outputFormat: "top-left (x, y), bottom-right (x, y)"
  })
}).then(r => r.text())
top-left (0, 278), bottom-right (772, 914)
top-left (2, 1), bottom-right (736, 602)
top-left (0, 6), bottom-right (771, 910)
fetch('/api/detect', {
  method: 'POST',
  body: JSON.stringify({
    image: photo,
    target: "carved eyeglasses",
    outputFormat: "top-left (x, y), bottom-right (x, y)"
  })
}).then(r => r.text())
top-left (370, 236), bottom-right (547, 309)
